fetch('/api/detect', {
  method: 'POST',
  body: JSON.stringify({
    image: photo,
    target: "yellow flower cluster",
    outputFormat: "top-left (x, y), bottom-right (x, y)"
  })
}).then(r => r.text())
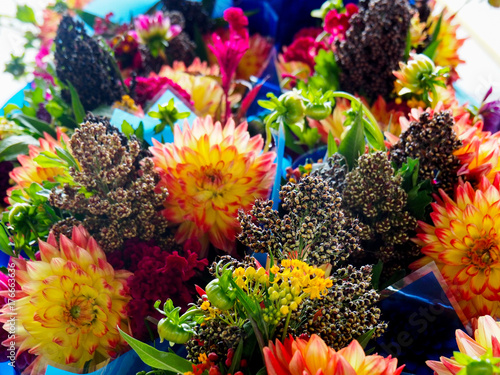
top-left (233, 259), bottom-right (332, 325)
top-left (113, 94), bottom-right (140, 113)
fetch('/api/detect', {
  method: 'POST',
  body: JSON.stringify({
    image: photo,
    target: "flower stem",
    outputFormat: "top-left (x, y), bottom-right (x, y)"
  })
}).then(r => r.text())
top-left (281, 309), bottom-right (293, 342)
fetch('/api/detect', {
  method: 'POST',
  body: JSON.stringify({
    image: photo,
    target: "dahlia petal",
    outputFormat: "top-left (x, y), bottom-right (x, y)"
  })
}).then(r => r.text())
top-left (438, 249), bottom-right (466, 266)
top-left (456, 329), bottom-right (486, 357)
top-left (289, 350), bottom-right (307, 375)
top-left (39, 239), bottom-right (60, 262)
top-left (452, 266), bottom-right (470, 285)
top-left (440, 357), bottom-right (463, 374)
top-left (42, 287), bottom-right (65, 302)
top-left (470, 271), bottom-right (488, 294)
top-left (475, 315), bottom-right (500, 349)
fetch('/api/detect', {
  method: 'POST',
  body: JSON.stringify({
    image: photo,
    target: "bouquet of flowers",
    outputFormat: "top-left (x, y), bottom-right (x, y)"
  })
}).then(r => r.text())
top-left (0, 0), bottom-right (500, 374)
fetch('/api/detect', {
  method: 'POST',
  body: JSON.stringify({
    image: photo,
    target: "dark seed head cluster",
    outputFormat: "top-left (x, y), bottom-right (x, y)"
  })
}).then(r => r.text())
top-left (390, 111), bottom-right (462, 195)
top-left (49, 118), bottom-right (168, 252)
top-left (335, 0), bottom-right (413, 101)
top-left (283, 265), bottom-right (386, 350)
top-left (55, 16), bottom-right (123, 111)
top-left (238, 174), bottom-right (362, 267)
top-left (342, 152), bottom-right (419, 273)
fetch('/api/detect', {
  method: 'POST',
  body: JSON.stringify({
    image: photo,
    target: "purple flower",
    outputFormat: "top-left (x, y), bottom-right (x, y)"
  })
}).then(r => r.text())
top-left (134, 11), bottom-right (181, 45)
top-left (479, 87), bottom-right (500, 133)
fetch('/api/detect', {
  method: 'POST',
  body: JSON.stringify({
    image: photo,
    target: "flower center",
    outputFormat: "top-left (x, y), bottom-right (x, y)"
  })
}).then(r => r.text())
top-left (64, 296), bottom-right (94, 327)
top-left (70, 305), bottom-right (81, 319)
top-left (199, 166), bottom-right (227, 196)
top-left (469, 238), bottom-right (499, 268)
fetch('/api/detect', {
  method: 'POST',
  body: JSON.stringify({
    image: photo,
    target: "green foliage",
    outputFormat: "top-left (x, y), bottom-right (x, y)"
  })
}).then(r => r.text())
top-left (423, 14), bottom-right (443, 60)
top-left (308, 50), bottom-right (340, 92)
top-left (396, 158), bottom-right (433, 220)
top-left (327, 131), bottom-right (338, 157)
top-left (118, 327), bottom-right (192, 374)
top-left (67, 82), bottom-right (86, 124)
top-left (5, 54), bottom-right (26, 78)
top-left (16, 5), bottom-right (37, 24)
top-left (2, 182), bottom-right (64, 259)
top-left (311, 0), bottom-right (344, 19)
top-left (149, 98), bottom-right (190, 134)
top-left (0, 133), bottom-right (39, 161)
top-left (338, 102), bottom-right (365, 170)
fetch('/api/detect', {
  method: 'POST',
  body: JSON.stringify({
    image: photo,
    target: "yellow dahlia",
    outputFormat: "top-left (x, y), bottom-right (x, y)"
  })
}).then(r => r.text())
top-left (264, 334), bottom-right (405, 375)
top-left (8, 129), bottom-right (70, 197)
top-left (427, 11), bottom-right (465, 81)
top-left (411, 176), bottom-right (500, 320)
top-left (0, 226), bottom-right (131, 373)
top-left (427, 315), bottom-right (500, 374)
top-left (150, 116), bottom-right (276, 252)
top-left (158, 65), bottom-right (240, 118)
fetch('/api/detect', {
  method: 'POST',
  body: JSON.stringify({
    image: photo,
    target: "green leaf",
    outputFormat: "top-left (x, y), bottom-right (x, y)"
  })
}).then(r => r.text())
top-left (135, 122), bottom-right (145, 140)
top-left (0, 223), bottom-right (14, 257)
top-left (431, 13), bottom-right (443, 42)
top-left (403, 27), bottom-right (412, 62)
top-left (75, 10), bottom-right (98, 28)
top-left (356, 327), bottom-right (376, 349)
top-left (0, 134), bottom-right (39, 161)
top-left (258, 100), bottom-right (276, 110)
top-left (407, 181), bottom-right (433, 220)
top-left (228, 339), bottom-right (244, 374)
top-left (371, 261), bottom-right (383, 291)
top-left (55, 147), bottom-right (79, 170)
top-left (16, 5), bottom-right (37, 24)
top-left (423, 39), bottom-right (441, 61)
top-left (117, 327), bottom-right (192, 372)
top-left (327, 131), bottom-right (337, 157)
top-left (45, 101), bottom-right (64, 119)
top-left (121, 120), bottom-right (134, 138)
top-left (11, 113), bottom-right (56, 138)
top-left (338, 107), bottom-right (365, 170)
top-left (67, 82), bottom-right (86, 124)
top-left (3, 104), bottom-right (20, 116)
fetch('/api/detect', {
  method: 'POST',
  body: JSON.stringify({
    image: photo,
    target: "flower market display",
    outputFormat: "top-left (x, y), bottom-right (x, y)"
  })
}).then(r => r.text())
top-left (0, 0), bottom-right (499, 374)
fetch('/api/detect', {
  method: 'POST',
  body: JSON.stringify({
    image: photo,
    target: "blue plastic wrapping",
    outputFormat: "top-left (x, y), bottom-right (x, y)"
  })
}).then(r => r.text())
top-left (271, 121), bottom-right (286, 210)
top-left (372, 262), bottom-right (468, 375)
top-left (83, 0), bottom-right (160, 23)
top-left (43, 340), bottom-right (171, 375)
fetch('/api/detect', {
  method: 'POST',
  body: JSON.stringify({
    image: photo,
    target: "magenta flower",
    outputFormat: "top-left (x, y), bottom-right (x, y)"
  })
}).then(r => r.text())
top-left (208, 7), bottom-right (249, 124)
top-left (479, 87), bottom-right (500, 133)
top-left (324, 3), bottom-right (358, 41)
top-left (134, 11), bottom-right (181, 57)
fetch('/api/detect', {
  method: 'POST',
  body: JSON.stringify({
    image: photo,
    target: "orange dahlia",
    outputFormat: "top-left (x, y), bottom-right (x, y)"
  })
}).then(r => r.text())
top-left (150, 116), bottom-right (276, 252)
top-left (0, 226), bottom-right (131, 374)
top-left (427, 11), bottom-right (465, 81)
top-left (8, 129), bottom-right (70, 197)
top-left (411, 175), bottom-right (500, 319)
top-left (427, 315), bottom-right (500, 374)
top-left (455, 122), bottom-right (500, 183)
top-left (264, 334), bottom-right (405, 375)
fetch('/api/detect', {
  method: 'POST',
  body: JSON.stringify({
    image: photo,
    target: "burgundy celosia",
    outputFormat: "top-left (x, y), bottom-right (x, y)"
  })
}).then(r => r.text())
top-left (108, 239), bottom-right (207, 341)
